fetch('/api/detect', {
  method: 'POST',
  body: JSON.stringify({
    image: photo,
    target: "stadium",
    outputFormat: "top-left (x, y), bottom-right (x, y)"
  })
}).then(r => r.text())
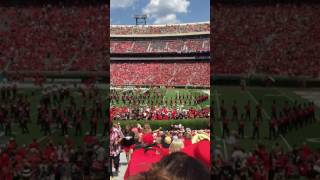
top-left (213, 0), bottom-right (320, 179)
top-left (0, 1), bottom-right (108, 179)
top-left (110, 22), bottom-right (211, 179)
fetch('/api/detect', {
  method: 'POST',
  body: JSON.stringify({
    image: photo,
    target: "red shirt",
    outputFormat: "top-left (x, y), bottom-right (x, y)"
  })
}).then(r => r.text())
top-left (184, 138), bottom-right (192, 147)
top-left (124, 147), bottom-right (163, 179)
top-left (223, 118), bottom-right (229, 127)
top-left (8, 141), bottom-right (16, 152)
top-left (239, 121), bottom-right (245, 128)
top-left (84, 135), bottom-right (97, 145)
top-left (29, 141), bottom-right (39, 150)
top-left (17, 147), bottom-right (26, 157)
top-left (1, 153), bottom-right (10, 167)
top-left (270, 118), bottom-right (276, 128)
top-left (65, 138), bottom-right (74, 147)
top-left (245, 105), bottom-right (250, 112)
top-left (44, 146), bottom-right (54, 161)
top-left (63, 117), bottom-right (68, 124)
top-left (253, 171), bottom-right (264, 180)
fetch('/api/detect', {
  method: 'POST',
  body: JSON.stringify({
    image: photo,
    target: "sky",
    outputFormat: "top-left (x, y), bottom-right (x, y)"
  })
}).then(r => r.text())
top-left (110, 0), bottom-right (210, 25)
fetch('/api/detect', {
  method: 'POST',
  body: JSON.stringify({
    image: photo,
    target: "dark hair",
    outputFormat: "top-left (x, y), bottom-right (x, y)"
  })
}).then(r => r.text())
top-left (128, 152), bottom-right (210, 180)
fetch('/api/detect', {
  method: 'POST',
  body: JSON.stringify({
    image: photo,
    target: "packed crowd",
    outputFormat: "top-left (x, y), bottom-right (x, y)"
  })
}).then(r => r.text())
top-left (110, 38), bottom-right (210, 53)
top-left (214, 4), bottom-right (320, 77)
top-left (214, 143), bottom-right (320, 179)
top-left (110, 63), bottom-right (210, 86)
top-left (110, 23), bottom-right (210, 35)
top-left (0, 137), bottom-right (106, 179)
top-left (109, 122), bottom-right (210, 179)
top-left (0, 3), bottom-right (108, 72)
top-left (110, 106), bottom-right (209, 121)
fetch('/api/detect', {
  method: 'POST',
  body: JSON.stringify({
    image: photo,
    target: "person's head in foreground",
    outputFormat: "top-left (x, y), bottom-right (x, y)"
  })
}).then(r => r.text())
top-left (127, 152), bottom-right (210, 180)
top-left (169, 138), bottom-right (184, 154)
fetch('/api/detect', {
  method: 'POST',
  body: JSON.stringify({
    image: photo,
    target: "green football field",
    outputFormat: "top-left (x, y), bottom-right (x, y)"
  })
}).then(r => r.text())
top-left (0, 87), bottom-right (108, 148)
top-left (111, 87), bottom-right (210, 109)
top-left (213, 86), bottom-right (320, 159)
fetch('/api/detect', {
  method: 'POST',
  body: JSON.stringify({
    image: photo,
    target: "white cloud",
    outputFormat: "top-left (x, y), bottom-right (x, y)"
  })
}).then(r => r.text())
top-left (111, 0), bottom-right (137, 9)
top-left (154, 14), bottom-right (179, 24)
top-left (143, 0), bottom-right (190, 24)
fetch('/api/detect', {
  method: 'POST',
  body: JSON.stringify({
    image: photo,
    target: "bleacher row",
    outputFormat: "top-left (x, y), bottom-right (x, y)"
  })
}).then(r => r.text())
top-left (110, 23), bottom-right (210, 35)
top-left (0, 4), bottom-right (108, 72)
top-left (110, 63), bottom-right (210, 86)
top-left (110, 38), bottom-right (210, 54)
top-left (214, 4), bottom-right (320, 77)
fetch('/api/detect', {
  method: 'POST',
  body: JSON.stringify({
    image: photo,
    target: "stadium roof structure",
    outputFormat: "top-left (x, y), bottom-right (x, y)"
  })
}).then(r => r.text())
top-left (133, 14), bottom-right (148, 25)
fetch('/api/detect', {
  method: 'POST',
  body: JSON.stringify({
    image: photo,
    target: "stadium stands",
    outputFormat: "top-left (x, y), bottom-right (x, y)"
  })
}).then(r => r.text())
top-left (214, 4), bottom-right (320, 77)
top-left (110, 63), bottom-right (210, 86)
top-left (0, 4), bottom-right (108, 72)
top-left (110, 22), bottom-right (210, 87)
top-left (111, 23), bottom-right (210, 35)
top-left (111, 38), bottom-right (209, 54)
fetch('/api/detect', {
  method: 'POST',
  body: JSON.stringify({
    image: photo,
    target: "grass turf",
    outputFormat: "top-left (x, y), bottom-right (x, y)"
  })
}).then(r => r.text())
top-left (0, 88), bottom-right (108, 148)
top-left (213, 86), bottom-right (320, 159)
top-left (111, 87), bottom-right (210, 109)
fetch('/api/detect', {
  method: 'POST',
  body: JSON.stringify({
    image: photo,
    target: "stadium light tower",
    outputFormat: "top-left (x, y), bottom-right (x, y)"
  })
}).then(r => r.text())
top-left (133, 14), bottom-right (147, 25)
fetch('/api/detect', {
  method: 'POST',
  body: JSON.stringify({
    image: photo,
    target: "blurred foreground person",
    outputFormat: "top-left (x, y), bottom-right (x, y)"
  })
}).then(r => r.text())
top-left (127, 152), bottom-right (210, 180)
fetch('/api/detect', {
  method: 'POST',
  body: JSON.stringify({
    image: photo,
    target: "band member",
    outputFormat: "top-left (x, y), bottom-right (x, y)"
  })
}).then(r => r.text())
top-left (90, 115), bottom-right (98, 136)
top-left (61, 115), bottom-right (69, 136)
top-left (269, 116), bottom-right (277, 139)
top-left (44, 113), bottom-right (51, 135)
top-left (271, 100), bottom-right (277, 118)
top-left (220, 100), bottom-right (227, 120)
top-left (245, 100), bottom-right (251, 121)
top-left (238, 114), bottom-right (245, 139)
top-left (20, 112), bottom-right (29, 134)
top-left (256, 100), bottom-right (263, 121)
top-left (222, 116), bottom-right (230, 138)
top-left (232, 100), bottom-right (239, 121)
top-left (75, 112), bottom-right (82, 136)
top-left (252, 119), bottom-right (260, 140)
top-left (5, 117), bottom-right (12, 136)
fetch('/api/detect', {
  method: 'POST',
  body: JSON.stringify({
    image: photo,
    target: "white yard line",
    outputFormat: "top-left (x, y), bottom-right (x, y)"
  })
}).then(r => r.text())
top-left (38, 129), bottom-right (57, 143)
top-left (191, 91), bottom-right (202, 109)
top-left (214, 89), bottom-right (228, 159)
top-left (0, 130), bottom-right (19, 137)
top-left (246, 90), bottom-right (292, 151)
top-left (275, 88), bottom-right (294, 102)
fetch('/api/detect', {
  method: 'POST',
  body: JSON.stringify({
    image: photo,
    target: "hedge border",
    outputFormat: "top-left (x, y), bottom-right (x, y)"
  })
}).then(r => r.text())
top-left (113, 118), bottom-right (209, 130)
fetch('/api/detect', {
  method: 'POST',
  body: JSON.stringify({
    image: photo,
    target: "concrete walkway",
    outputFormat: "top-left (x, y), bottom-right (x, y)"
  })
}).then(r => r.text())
top-left (112, 151), bottom-right (128, 180)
